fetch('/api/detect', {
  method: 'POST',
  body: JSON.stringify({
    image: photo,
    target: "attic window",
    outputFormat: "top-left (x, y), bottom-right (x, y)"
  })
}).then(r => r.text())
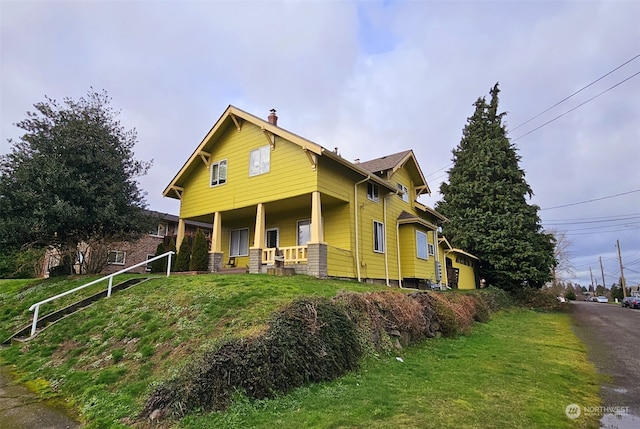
top-left (397, 183), bottom-right (409, 202)
top-left (210, 159), bottom-right (227, 187)
top-left (249, 145), bottom-right (270, 176)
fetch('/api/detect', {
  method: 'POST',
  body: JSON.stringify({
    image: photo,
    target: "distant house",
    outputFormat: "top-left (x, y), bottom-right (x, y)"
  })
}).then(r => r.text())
top-left (43, 211), bottom-right (212, 277)
top-left (100, 211), bottom-right (212, 275)
top-left (162, 105), bottom-right (478, 288)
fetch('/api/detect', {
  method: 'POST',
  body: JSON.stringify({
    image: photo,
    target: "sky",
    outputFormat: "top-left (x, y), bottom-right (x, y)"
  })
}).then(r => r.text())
top-left (1, 0), bottom-right (639, 288)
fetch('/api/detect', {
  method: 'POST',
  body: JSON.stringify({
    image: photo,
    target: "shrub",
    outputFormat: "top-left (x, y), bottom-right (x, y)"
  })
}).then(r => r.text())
top-left (189, 230), bottom-right (209, 272)
top-left (150, 243), bottom-right (167, 273)
top-left (174, 239), bottom-right (191, 272)
top-left (142, 297), bottom-right (361, 419)
top-left (425, 293), bottom-right (460, 337)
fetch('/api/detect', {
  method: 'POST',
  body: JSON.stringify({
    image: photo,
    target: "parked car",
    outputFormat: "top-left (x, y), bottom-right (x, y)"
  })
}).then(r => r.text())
top-left (621, 296), bottom-right (640, 309)
top-left (595, 296), bottom-right (608, 303)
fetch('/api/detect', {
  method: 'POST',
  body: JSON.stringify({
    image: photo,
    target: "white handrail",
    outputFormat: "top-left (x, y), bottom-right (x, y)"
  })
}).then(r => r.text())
top-left (27, 251), bottom-right (174, 338)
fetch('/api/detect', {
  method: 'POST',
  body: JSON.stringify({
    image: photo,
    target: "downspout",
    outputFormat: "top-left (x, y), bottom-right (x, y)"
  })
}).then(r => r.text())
top-left (434, 229), bottom-right (440, 287)
top-left (396, 221), bottom-right (402, 288)
top-left (354, 176), bottom-right (370, 282)
top-left (383, 193), bottom-right (390, 287)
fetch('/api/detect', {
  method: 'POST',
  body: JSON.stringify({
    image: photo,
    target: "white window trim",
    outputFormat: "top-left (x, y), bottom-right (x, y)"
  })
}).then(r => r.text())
top-left (397, 183), bottom-right (409, 202)
top-left (367, 182), bottom-right (379, 202)
top-left (249, 145), bottom-right (270, 177)
top-left (108, 250), bottom-right (126, 265)
top-left (265, 227), bottom-right (280, 248)
top-left (297, 219), bottom-right (311, 246)
top-left (230, 228), bottom-right (249, 257)
top-left (149, 222), bottom-right (169, 237)
top-left (210, 159), bottom-right (228, 187)
top-left (416, 231), bottom-right (428, 260)
top-left (428, 243), bottom-right (435, 256)
top-left (373, 220), bottom-right (385, 253)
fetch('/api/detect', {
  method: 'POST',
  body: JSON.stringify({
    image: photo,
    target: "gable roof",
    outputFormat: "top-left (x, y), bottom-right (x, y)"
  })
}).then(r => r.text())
top-left (162, 105), bottom-right (398, 199)
top-left (358, 150), bottom-right (431, 196)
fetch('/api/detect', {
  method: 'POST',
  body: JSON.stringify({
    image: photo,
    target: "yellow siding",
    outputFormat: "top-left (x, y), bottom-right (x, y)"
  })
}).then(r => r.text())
top-left (398, 225), bottom-right (437, 280)
top-left (180, 123), bottom-right (317, 219)
top-left (327, 245), bottom-right (355, 278)
top-left (452, 255), bottom-right (477, 290)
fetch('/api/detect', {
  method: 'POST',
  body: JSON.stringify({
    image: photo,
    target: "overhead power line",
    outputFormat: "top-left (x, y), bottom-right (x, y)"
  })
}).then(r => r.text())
top-left (541, 189), bottom-right (640, 211)
top-left (510, 54), bottom-right (640, 132)
top-left (512, 71), bottom-right (640, 142)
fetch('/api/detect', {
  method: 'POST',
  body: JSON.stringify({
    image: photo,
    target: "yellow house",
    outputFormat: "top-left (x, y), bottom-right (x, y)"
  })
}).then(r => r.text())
top-left (163, 105), bottom-right (476, 288)
top-left (438, 237), bottom-right (479, 290)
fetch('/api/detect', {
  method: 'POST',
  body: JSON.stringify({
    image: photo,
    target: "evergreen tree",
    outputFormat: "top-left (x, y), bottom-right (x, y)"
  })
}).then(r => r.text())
top-left (167, 237), bottom-right (177, 272)
top-left (175, 238), bottom-right (191, 272)
top-left (436, 83), bottom-right (556, 290)
top-left (189, 230), bottom-right (209, 271)
top-left (150, 242), bottom-right (167, 273)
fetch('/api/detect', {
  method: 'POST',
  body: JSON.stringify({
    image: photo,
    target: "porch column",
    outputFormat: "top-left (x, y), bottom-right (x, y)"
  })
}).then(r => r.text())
top-left (307, 191), bottom-right (327, 278)
top-left (176, 218), bottom-right (186, 250)
top-left (209, 212), bottom-right (223, 272)
top-left (308, 191), bottom-right (324, 244)
top-left (249, 203), bottom-right (265, 274)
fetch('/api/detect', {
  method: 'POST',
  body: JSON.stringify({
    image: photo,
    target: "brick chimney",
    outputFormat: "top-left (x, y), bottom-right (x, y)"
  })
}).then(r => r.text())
top-left (268, 109), bottom-right (278, 126)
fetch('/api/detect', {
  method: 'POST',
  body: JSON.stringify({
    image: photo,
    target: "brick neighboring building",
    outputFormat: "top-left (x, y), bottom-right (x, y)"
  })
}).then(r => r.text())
top-left (44, 211), bottom-right (212, 277)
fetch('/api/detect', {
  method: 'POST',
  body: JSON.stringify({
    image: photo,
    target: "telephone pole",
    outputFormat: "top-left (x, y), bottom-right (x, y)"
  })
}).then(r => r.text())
top-left (599, 256), bottom-right (606, 291)
top-left (616, 239), bottom-right (627, 298)
top-left (589, 267), bottom-right (595, 292)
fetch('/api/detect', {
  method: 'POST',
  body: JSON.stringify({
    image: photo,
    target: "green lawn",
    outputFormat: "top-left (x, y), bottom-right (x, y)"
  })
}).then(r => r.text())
top-left (0, 275), bottom-right (601, 428)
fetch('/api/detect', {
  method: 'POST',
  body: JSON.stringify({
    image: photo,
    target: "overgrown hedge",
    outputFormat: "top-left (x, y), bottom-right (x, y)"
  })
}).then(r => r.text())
top-left (141, 287), bottom-right (512, 421)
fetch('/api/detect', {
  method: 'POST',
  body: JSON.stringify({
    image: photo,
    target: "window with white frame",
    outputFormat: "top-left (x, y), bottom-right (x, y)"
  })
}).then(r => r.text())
top-left (210, 159), bottom-right (228, 187)
top-left (397, 183), bottom-right (409, 202)
top-left (265, 228), bottom-right (279, 248)
top-left (230, 228), bottom-right (249, 257)
top-left (367, 182), bottom-right (379, 202)
top-left (373, 221), bottom-right (385, 253)
top-left (297, 220), bottom-right (310, 246)
top-left (150, 222), bottom-right (168, 237)
top-left (107, 250), bottom-right (126, 265)
top-left (428, 243), bottom-right (435, 256)
top-left (249, 145), bottom-right (270, 176)
top-left (416, 231), bottom-right (428, 260)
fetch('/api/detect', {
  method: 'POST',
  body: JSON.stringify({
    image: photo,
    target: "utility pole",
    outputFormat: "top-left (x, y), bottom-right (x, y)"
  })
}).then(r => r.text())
top-left (589, 267), bottom-right (595, 292)
top-left (599, 256), bottom-right (606, 291)
top-left (617, 240), bottom-right (627, 298)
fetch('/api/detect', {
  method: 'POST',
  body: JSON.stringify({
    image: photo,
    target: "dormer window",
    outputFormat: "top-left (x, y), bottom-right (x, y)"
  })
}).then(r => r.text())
top-left (397, 183), bottom-right (409, 202)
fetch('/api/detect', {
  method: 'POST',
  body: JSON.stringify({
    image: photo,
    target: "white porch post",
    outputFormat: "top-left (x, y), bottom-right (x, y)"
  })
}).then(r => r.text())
top-left (309, 191), bottom-right (324, 243)
top-left (176, 218), bottom-right (186, 250)
top-left (211, 212), bottom-right (222, 252)
top-left (252, 203), bottom-right (265, 248)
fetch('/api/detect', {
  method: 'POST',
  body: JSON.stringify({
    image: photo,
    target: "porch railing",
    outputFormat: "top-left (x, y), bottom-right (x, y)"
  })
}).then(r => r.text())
top-left (262, 246), bottom-right (308, 265)
top-left (27, 251), bottom-right (175, 338)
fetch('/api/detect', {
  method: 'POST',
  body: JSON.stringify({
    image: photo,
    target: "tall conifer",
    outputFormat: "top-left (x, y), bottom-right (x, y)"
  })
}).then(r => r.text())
top-left (437, 83), bottom-right (555, 290)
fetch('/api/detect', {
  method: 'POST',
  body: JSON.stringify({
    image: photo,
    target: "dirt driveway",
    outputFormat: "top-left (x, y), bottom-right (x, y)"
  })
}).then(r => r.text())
top-left (570, 300), bottom-right (640, 428)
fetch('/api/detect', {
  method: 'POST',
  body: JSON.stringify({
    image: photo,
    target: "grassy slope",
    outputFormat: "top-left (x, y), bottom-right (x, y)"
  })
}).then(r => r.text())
top-left (0, 275), bottom-right (600, 428)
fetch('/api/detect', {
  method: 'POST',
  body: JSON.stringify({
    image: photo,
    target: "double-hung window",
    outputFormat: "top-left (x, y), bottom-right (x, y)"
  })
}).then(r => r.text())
top-left (210, 159), bottom-right (227, 187)
top-left (297, 220), bottom-right (310, 246)
top-left (367, 182), bottom-right (379, 202)
top-left (397, 183), bottom-right (409, 202)
top-left (230, 228), bottom-right (249, 257)
top-left (249, 145), bottom-right (270, 176)
top-left (108, 250), bottom-right (126, 265)
top-left (373, 221), bottom-right (385, 253)
top-left (416, 231), bottom-right (428, 260)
